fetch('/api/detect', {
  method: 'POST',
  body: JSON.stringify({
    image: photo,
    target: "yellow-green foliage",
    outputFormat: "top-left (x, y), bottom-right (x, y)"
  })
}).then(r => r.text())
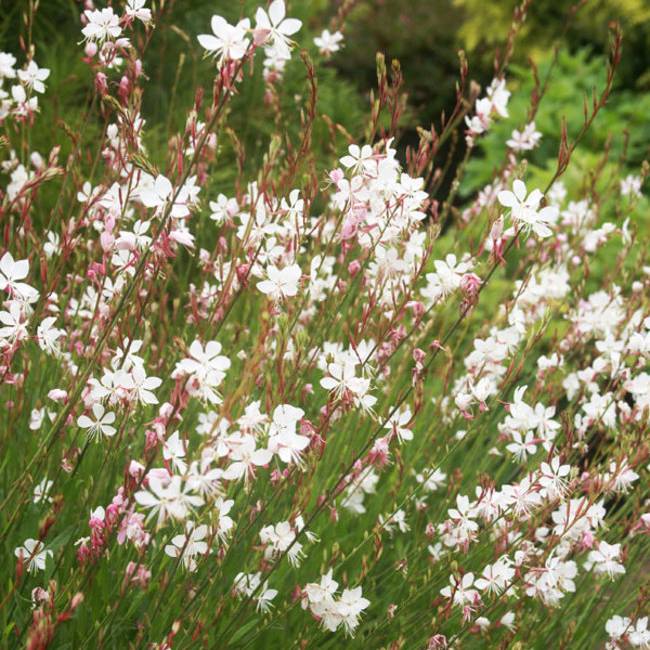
top-left (454, 0), bottom-right (650, 54)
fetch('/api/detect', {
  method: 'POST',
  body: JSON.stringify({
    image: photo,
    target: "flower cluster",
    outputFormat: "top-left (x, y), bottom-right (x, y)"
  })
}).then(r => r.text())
top-left (301, 570), bottom-right (370, 636)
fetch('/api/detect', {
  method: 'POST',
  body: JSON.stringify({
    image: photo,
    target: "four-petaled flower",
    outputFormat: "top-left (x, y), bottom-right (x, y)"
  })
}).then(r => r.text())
top-left (198, 16), bottom-right (251, 63)
top-left (164, 521), bottom-right (209, 572)
top-left (0, 252), bottom-right (38, 301)
top-left (77, 403), bottom-right (117, 440)
top-left (14, 538), bottom-right (52, 573)
top-left (81, 8), bottom-right (122, 42)
top-left (254, 0), bottom-right (302, 60)
top-left (17, 61), bottom-right (50, 94)
top-left (497, 179), bottom-right (558, 238)
top-left (257, 263), bottom-right (302, 300)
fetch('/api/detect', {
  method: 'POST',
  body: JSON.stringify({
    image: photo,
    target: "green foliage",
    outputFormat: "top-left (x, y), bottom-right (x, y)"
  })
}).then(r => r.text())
top-left (462, 48), bottom-right (650, 196)
top-left (454, 0), bottom-right (650, 78)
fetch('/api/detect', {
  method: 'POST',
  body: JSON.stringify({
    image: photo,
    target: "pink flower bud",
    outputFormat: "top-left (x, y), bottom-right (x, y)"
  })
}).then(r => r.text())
top-left (128, 460), bottom-right (145, 478)
top-left (460, 272), bottom-right (482, 297)
top-left (95, 72), bottom-right (108, 95)
top-left (48, 388), bottom-right (68, 402)
top-left (236, 263), bottom-right (250, 284)
top-left (118, 75), bottom-right (130, 103)
top-left (348, 260), bottom-right (361, 276)
top-left (413, 348), bottom-right (426, 365)
top-left (144, 429), bottom-right (159, 451)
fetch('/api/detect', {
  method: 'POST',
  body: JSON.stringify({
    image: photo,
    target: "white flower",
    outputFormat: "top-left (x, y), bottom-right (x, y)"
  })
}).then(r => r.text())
top-left (507, 121), bottom-right (541, 151)
top-left (0, 52), bottom-right (17, 79)
top-left (77, 181), bottom-right (100, 204)
top-left (255, 0), bottom-right (302, 60)
top-left (256, 583), bottom-right (278, 612)
top-left (43, 231), bottom-right (60, 258)
top-left (465, 97), bottom-right (492, 137)
top-left (37, 317), bottom-right (65, 356)
top-left (163, 431), bottom-right (188, 474)
top-left (607, 458), bottom-right (639, 494)
top-left (506, 431), bottom-right (537, 462)
top-left (209, 194), bottom-right (238, 224)
top-left (606, 614), bottom-right (631, 642)
top-left (340, 144), bottom-right (374, 172)
top-left (585, 541), bottom-right (625, 580)
top-left (223, 435), bottom-right (273, 482)
top-left (260, 520), bottom-right (304, 565)
top-left (320, 362), bottom-right (377, 412)
top-left (237, 401), bottom-right (268, 434)
top-left (257, 263), bottom-right (302, 300)
top-left (215, 498), bottom-right (234, 541)
top-left (379, 509), bottom-right (409, 535)
top-left (267, 405), bottom-right (310, 465)
top-left (440, 572), bottom-right (479, 607)
top-left (77, 403), bottom-right (117, 440)
top-left (135, 475), bottom-right (203, 527)
top-left (11, 85), bottom-right (39, 116)
top-left (314, 30), bottom-right (344, 56)
top-left (125, 0), bottom-right (152, 25)
top-left (233, 572), bottom-right (278, 612)
top-left (341, 469), bottom-right (378, 514)
top-left (629, 618), bottom-right (650, 647)
top-left (139, 174), bottom-right (197, 219)
top-left (539, 457), bottom-right (570, 499)
top-left (415, 467), bottom-right (446, 493)
top-left (500, 611), bottom-right (516, 632)
top-left (0, 301), bottom-right (28, 344)
top-left (497, 179), bottom-right (558, 238)
top-left (486, 77), bottom-right (510, 118)
top-left (164, 521), bottom-right (208, 572)
top-left (524, 556), bottom-right (577, 606)
top-left (33, 478), bottom-right (54, 504)
top-left (304, 569), bottom-right (338, 606)
top-left (29, 407), bottom-right (50, 431)
top-left (15, 538), bottom-right (52, 573)
top-left (128, 365), bottom-right (162, 405)
top-left (620, 174), bottom-right (642, 198)
top-left (474, 557), bottom-right (514, 595)
top-left (17, 61), bottom-right (50, 94)
top-left (198, 16), bottom-right (250, 63)
top-left (81, 8), bottom-right (122, 42)
top-left (384, 407), bottom-right (413, 443)
top-left (0, 252), bottom-right (38, 301)
top-left (422, 253), bottom-right (471, 303)
top-left (337, 587), bottom-right (370, 636)
top-left (172, 339), bottom-right (231, 404)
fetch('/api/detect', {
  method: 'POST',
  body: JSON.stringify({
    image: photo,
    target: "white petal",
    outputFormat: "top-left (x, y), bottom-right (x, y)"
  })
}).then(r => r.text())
top-left (77, 415), bottom-right (94, 429)
top-left (278, 18), bottom-right (301, 36)
top-left (497, 190), bottom-right (515, 208)
top-left (512, 179), bottom-right (527, 201)
top-left (255, 7), bottom-right (271, 29)
top-left (268, 0), bottom-right (286, 26)
top-left (12, 259), bottom-right (29, 280)
top-left (198, 34), bottom-right (221, 52)
top-left (211, 15), bottom-right (229, 37)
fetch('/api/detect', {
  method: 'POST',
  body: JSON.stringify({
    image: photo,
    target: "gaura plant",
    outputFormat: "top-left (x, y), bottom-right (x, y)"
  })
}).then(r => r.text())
top-left (0, 1), bottom-right (649, 648)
